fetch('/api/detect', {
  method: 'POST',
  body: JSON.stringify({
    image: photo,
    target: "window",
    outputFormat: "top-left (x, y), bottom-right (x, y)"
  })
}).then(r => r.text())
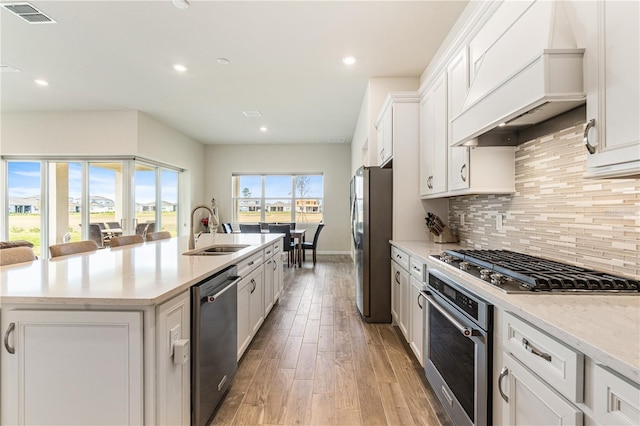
top-left (2, 157), bottom-right (182, 257)
top-left (232, 174), bottom-right (323, 224)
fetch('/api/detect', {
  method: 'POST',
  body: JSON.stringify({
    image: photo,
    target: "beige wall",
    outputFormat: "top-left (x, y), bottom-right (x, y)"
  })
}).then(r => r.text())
top-left (449, 123), bottom-right (640, 279)
top-left (205, 143), bottom-right (351, 253)
top-left (1, 111), bottom-right (138, 155)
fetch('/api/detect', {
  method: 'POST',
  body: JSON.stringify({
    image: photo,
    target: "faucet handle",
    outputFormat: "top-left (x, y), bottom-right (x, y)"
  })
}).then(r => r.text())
top-left (194, 231), bottom-right (203, 244)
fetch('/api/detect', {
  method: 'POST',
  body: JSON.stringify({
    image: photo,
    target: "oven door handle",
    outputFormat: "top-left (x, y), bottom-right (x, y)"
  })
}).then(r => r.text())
top-left (423, 292), bottom-right (477, 337)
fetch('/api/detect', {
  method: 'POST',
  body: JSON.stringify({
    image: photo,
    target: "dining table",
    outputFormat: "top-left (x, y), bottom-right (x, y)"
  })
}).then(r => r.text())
top-left (234, 227), bottom-right (306, 267)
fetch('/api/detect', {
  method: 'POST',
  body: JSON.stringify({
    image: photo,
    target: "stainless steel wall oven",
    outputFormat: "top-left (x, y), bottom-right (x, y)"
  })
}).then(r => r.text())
top-left (423, 269), bottom-right (493, 426)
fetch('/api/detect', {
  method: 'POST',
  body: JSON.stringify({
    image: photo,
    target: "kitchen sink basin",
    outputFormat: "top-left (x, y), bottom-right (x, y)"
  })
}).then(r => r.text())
top-left (183, 244), bottom-right (250, 256)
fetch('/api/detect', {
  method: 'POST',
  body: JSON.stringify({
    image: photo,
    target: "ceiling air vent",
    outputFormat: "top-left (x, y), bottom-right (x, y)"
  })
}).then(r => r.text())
top-left (3, 3), bottom-right (56, 24)
top-left (0, 62), bottom-right (21, 72)
top-left (328, 137), bottom-right (346, 144)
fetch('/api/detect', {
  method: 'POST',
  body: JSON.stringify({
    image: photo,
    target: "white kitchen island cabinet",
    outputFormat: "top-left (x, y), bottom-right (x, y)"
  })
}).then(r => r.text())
top-left (0, 233), bottom-right (282, 426)
top-left (1, 310), bottom-right (144, 425)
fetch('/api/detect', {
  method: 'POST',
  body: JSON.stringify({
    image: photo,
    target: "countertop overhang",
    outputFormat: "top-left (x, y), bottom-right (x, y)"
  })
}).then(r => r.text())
top-left (391, 240), bottom-right (640, 385)
top-left (0, 233), bottom-right (282, 306)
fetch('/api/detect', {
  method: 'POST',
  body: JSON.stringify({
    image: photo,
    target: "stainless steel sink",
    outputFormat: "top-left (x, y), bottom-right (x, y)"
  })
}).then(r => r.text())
top-left (183, 244), bottom-right (250, 256)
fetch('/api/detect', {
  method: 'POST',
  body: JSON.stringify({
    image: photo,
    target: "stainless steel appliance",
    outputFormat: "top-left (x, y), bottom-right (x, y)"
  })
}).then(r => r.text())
top-left (423, 269), bottom-right (493, 426)
top-left (191, 265), bottom-right (241, 426)
top-left (434, 249), bottom-right (639, 293)
top-left (351, 166), bottom-right (392, 322)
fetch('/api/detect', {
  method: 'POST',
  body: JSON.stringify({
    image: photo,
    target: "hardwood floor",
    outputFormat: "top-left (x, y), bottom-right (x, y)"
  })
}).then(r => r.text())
top-left (212, 255), bottom-right (453, 426)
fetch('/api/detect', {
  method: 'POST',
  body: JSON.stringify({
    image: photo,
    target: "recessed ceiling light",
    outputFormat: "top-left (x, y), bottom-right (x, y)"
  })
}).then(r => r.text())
top-left (260, 126), bottom-right (268, 132)
top-left (498, 122), bottom-right (506, 127)
top-left (173, 64), bottom-right (188, 72)
top-left (243, 111), bottom-right (262, 118)
top-left (171, 0), bottom-right (190, 10)
top-left (217, 58), bottom-right (230, 65)
top-left (34, 79), bottom-right (49, 86)
top-left (342, 56), bottom-right (356, 65)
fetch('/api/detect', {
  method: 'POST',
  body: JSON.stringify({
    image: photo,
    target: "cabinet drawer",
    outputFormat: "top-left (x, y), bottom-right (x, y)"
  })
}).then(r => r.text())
top-left (237, 251), bottom-right (263, 277)
top-left (409, 257), bottom-right (426, 282)
top-left (503, 312), bottom-right (584, 403)
top-left (391, 246), bottom-right (410, 270)
top-left (593, 365), bottom-right (640, 425)
top-left (263, 243), bottom-right (276, 259)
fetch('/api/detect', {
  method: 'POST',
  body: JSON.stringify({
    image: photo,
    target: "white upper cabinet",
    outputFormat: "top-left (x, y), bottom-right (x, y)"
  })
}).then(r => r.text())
top-left (447, 48), bottom-right (471, 192)
top-left (376, 105), bottom-right (394, 167)
top-left (420, 74), bottom-right (448, 197)
top-left (582, 0), bottom-right (640, 178)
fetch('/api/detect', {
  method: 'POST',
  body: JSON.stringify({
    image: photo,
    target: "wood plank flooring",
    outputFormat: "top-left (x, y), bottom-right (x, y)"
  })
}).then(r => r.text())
top-left (212, 255), bottom-right (453, 426)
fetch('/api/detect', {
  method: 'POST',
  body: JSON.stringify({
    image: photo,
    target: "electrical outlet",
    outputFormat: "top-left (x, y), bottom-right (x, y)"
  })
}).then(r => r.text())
top-left (460, 213), bottom-right (465, 227)
top-left (496, 214), bottom-right (503, 231)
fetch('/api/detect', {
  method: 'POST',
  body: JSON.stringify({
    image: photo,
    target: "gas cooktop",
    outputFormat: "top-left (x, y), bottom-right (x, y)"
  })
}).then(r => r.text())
top-left (433, 249), bottom-right (639, 294)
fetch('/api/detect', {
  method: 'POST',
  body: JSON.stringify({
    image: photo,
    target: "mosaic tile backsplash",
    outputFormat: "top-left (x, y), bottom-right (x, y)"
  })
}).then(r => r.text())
top-left (449, 123), bottom-right (640, 279)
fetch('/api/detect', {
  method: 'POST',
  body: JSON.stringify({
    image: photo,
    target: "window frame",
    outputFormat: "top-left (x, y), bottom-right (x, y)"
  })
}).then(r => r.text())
top-left (232, 173), bottom-right (324, 224)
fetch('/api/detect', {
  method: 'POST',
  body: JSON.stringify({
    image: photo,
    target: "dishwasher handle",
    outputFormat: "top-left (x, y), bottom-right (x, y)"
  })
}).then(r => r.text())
top-left (201, 276), bottom-right (241, 303)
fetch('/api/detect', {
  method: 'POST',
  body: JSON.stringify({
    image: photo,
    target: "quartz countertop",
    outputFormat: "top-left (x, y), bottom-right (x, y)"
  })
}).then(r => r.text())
top-left (0, 233), bottom-right (281, 307)
top-left (390, 240), bottom-right (640, 384)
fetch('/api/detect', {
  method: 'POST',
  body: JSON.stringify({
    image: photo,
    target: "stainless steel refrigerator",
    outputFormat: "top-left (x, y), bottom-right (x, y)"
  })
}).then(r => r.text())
top-left (350, 166), bottom-right (392, 323)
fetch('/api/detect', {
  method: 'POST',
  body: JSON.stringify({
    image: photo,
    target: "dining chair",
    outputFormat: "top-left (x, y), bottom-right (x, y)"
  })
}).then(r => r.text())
top-left (239, 224), bottom-right (261, 233)
top-left (145, 231), bottom-right (172, 241)
top-left (110, 234), bottom-right (145, 247)
top-left (50, 240), bottom-right (99, 258)
top-left (106, 221), bottom-right (121, 230)
top-left (302, 223), bottom-right (325, 265)
top-left (88, 223), bottom-right (106, 248)
top-left (0, 246), bottom-right (37, 266)
top-left (259, 222), bottom-right (270, 231)
top-left (268, 224), bottom-right (295, 267)
top-left (135, 223), bottom-right (149, 236)
top-left (145, 222), bottom-right (156, 234)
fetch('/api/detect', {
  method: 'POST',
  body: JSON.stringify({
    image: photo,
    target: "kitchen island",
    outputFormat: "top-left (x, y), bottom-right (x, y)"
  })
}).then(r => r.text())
top-left (391, 239), bottom-right (640, 425)
top-left (0, 233), bottom-right (282, 425)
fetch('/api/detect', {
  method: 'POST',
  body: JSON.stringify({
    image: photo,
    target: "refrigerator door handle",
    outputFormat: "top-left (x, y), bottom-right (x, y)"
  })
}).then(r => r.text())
top-left (350, 195), bottom-right (358, 248)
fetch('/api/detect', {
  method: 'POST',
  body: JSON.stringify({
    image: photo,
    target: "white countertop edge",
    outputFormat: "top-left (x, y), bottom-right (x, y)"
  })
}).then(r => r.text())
top-left (390, 239), bottom-right (640, 384)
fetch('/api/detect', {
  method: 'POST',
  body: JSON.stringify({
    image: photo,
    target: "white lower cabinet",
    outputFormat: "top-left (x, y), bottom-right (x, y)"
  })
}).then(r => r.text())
top-left (1, 309), bottom-right (143, 425)
top-left (237, 264), bottom-right (264, 359)
top-left (408, 277), bottom-right (425, 366)
top-left (593, 364), bottom-right (640, 425)
top-left (156, 290), bottom-right (190, 426)
top-left (500, 352), bottom-right (583, 426)
top-left (391, 259), bottom-right (410, 339)
top-left (263, 243), bottom-right (283, 316)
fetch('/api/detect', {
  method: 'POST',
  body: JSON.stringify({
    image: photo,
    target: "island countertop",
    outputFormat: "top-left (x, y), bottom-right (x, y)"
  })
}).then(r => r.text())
top-left (391, 239), bottom-right (640, 385)
top-left (0, 233), bottom-right (281, 307)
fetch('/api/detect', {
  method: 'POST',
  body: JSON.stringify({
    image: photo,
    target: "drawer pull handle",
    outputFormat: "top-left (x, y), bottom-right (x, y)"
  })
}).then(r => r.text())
top-left (248, 261), bottom-right (254, 266)
top-left (522, 338), bottom-right (552, 362)
top-left (250, 278), bottom-right (257, 294)
top-left (460, 164), bottom-right (467, 182)
top-left (395, 270), bottom-right (400, 284)
top-left (4, 322), bottom-right (15, 354)
top-left (417, 293), bottom-right (423, 309)
top-left (498, 367), bottom-right (509, 403)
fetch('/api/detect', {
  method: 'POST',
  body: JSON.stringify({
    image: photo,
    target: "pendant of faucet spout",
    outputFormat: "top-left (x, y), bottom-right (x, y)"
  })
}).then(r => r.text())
top-left (189, 204), bottom-right (215, 250)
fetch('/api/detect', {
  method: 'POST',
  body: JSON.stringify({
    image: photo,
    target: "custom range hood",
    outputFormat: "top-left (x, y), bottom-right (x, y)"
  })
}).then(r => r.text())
top-left (451, 0), bottom-right (586, 147)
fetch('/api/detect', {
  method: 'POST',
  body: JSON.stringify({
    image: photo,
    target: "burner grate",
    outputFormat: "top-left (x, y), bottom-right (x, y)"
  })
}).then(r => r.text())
top-left (445, 249), bottom-right (639, 292)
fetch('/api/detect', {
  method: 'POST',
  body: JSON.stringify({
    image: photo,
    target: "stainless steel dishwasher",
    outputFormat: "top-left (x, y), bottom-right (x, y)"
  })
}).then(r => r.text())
top-left (191, 265), bottom-right (241, 426)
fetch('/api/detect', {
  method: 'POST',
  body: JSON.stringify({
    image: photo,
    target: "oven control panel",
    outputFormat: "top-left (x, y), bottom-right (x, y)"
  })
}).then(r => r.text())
top-left (429, 273), bottom-right (479, 321)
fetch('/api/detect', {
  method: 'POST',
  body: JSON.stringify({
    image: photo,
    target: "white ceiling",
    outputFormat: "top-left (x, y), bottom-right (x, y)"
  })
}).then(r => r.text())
top-left (1, 1), bottom-right (468, 145)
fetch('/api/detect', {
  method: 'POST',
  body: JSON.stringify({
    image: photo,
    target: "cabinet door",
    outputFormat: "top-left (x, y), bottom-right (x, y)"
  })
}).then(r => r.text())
top-left (264, 259), bottom-right (275, 315)
top-left (377, 107), bottom-right (393, 167)
top-left (156, 291), bottom-right (190, 426)
top-left (1, 310), bottom-right (143, 425)
top-left (500, 352), bottom-right (582, 426)
top-left (585, 0), bottom-right (640, 177)
top-left (448, 48), bottom-right (471, 191)
top-left (273, 254), bottom-right (282, 303)
top-left (420, 74), bottom-right (448, 196)
top-left (593, 364), bottom-right (640, 425)
top-left (409, 278), bottom-right (425, 366)
top-left (391, 261), bottom-right (402, 324)
top-left (237, 278), bottom-right (252, 360)
top-left (249, 267), bottom-right (265, 335)
top-left (398, 265), bottom-right (410, 340)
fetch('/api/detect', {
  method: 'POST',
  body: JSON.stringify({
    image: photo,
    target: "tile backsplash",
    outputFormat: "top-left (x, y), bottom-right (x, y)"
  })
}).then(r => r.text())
top-left (449, 123), bottom-right (640, 278)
